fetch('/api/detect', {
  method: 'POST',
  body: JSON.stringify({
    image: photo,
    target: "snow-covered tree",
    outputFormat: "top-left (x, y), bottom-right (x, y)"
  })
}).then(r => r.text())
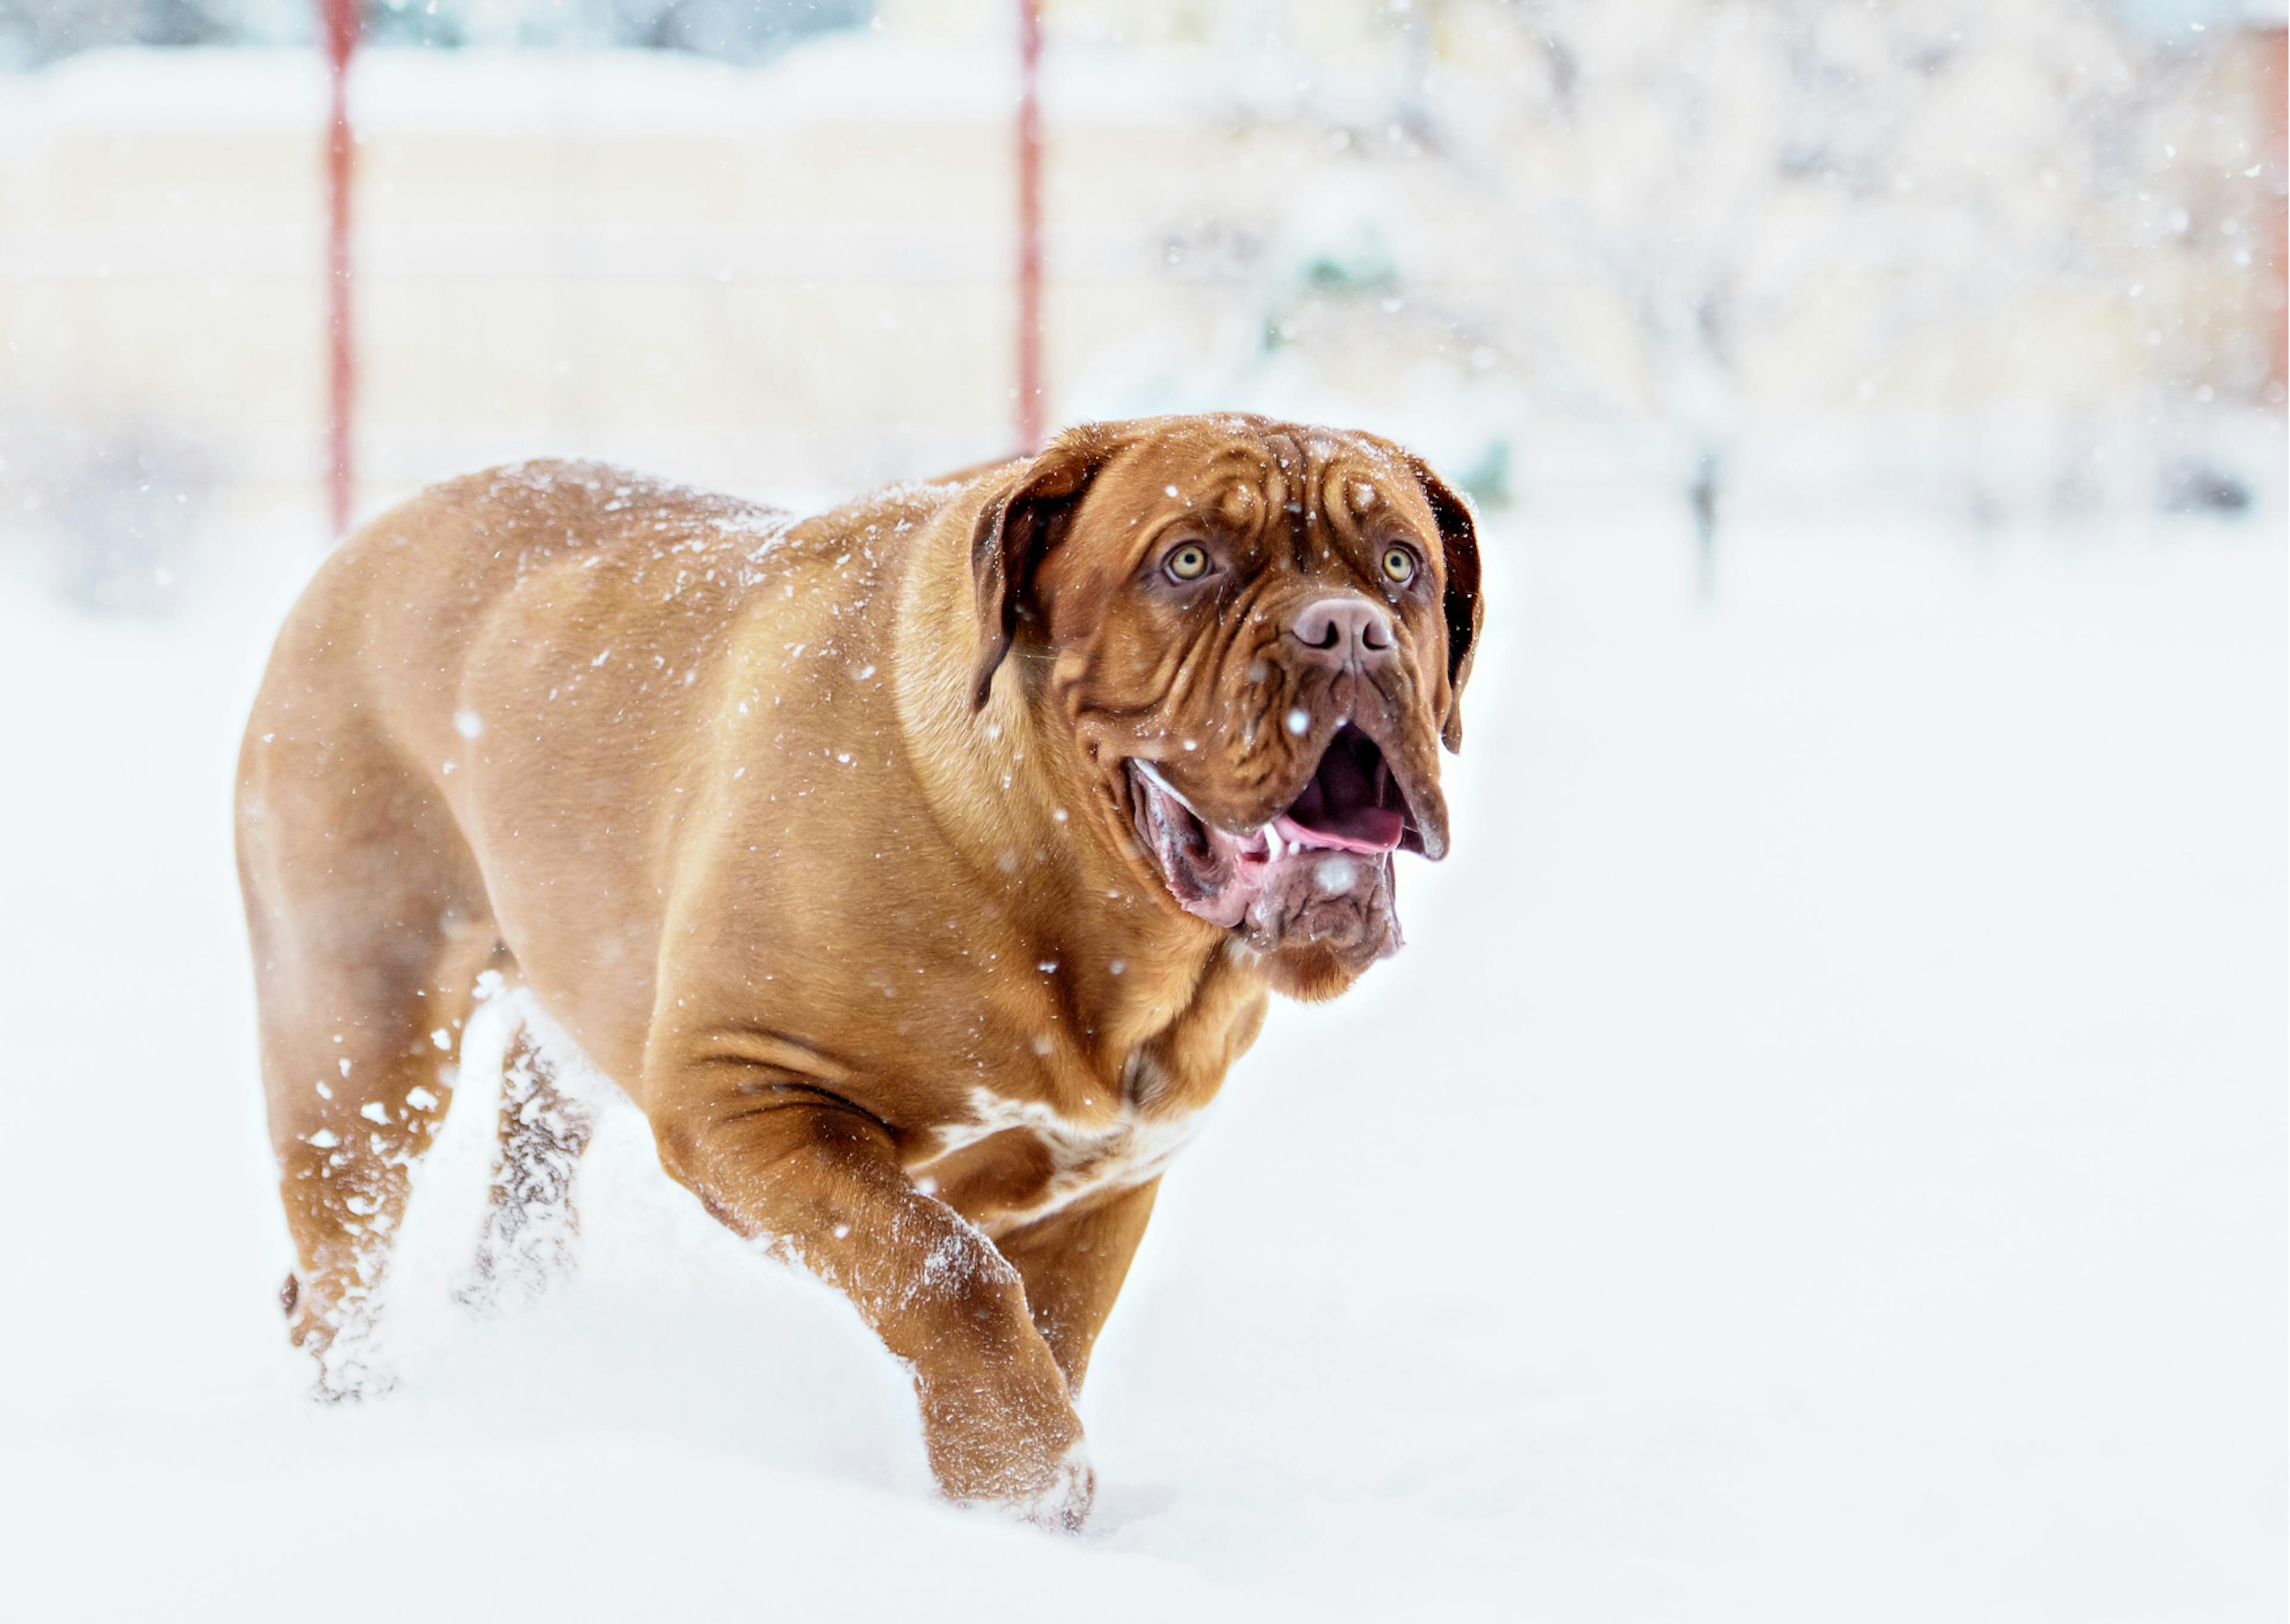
top-left (1178, 0), bottom-right (2246, 579)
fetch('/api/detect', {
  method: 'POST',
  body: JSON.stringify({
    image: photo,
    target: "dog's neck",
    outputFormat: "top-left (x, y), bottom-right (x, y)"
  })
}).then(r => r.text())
top-left (892, 479), bottom-right (1258, 1093)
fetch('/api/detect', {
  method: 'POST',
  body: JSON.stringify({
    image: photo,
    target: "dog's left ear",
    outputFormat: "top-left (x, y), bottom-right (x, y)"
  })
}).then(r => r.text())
top-left (1410, 456), bottom-right (1483, 752)
top-left (968, 428), bottom-right (1115, 710)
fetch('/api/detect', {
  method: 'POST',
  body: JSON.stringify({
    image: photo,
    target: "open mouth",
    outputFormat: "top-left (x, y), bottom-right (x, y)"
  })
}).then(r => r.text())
top-left (1127, 723), bottom-right (1425, 942)
top-left (1269, 723), bottom-right (1414, 857)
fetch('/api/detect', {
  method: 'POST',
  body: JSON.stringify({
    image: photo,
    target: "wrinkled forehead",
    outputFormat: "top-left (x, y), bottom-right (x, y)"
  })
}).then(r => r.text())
top-left (1088, 420), bottom-right (1432, 544)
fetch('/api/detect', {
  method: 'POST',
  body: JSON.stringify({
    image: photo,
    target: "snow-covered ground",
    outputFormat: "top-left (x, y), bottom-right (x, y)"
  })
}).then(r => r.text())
top-left (0, 487), bottom-right (2280, 1620)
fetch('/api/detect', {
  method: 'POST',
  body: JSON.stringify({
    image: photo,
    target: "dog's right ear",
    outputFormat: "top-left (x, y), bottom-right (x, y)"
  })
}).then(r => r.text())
top-left (968, 429), bottom-right (1114, 711)
top-left (1407, 454), bottom-right (1483, 754)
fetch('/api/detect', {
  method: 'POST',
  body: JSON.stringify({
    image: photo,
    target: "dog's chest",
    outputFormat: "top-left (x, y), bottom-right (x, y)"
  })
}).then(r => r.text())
top-left (898, 941), bottom-right (1263, 1232)
top-left (908, 1084), bottom-right (1210, 1229)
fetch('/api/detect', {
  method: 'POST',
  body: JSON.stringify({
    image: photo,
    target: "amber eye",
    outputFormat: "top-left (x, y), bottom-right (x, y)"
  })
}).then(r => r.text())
top-left (1381, 546), bottom-right (1418, 585)
top-left (1165, 542), bottom-right (1211, 582)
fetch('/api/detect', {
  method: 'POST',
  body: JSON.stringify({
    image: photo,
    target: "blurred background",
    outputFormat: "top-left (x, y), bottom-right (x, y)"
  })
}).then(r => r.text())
top-left (0, 4), bottom-right (2283, 1619)
top-left (0, 0), bottom-right (2281, 600)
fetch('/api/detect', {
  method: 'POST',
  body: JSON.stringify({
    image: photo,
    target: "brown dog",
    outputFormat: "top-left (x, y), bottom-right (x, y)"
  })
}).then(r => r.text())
top-left (235, 413), bottom-right (1482, 1525)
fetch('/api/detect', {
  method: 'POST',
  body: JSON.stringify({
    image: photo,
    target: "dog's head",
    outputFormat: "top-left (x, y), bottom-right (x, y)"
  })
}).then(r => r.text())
top-left (970, 414), bottom-right (1483, 1000)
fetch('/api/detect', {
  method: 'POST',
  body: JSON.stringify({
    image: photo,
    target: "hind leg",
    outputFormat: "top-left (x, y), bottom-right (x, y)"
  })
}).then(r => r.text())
top-left (457, 1016), bottom-right (596, 1313)
top-left (237, 712), bottom-right (500, 1394)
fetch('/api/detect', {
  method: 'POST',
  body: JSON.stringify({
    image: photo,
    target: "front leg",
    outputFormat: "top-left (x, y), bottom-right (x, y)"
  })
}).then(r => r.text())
top-left (995, 1179), bottom-right (1161, 1393)
top-left (649, 1083), bottom-right (1090, 1526)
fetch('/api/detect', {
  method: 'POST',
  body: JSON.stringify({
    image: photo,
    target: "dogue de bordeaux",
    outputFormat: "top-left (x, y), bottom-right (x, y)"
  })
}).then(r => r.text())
top-left (236, 413), bottom-right (1483, 1526)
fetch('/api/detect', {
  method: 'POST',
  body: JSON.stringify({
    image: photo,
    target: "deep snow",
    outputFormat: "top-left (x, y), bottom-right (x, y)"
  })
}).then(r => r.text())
top-left (0, 489), bottom-right (2280, 1621)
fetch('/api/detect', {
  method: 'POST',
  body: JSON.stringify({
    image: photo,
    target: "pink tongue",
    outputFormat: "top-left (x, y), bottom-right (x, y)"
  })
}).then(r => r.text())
top-left (1274, 810), bottom-right (1403, 855)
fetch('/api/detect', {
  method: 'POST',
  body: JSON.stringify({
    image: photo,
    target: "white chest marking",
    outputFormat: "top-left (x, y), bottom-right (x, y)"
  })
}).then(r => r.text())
top-left (914, 1086), bottom-right (1211, 1221)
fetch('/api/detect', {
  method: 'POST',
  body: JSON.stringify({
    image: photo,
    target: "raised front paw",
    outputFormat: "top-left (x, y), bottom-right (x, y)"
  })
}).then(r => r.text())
top-left (916, 1371), bottom-right (1095, 1530)
top-left (1004, 1439), bottom-right (1096, 1533)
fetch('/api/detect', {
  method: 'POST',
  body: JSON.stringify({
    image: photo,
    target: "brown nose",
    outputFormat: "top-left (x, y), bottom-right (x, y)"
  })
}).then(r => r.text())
top-left (1287, 596), bottom-right (1395, 671)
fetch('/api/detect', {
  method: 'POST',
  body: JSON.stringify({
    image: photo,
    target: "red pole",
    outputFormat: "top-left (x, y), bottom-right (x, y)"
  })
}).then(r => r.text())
top-left (321, 0), bottom-right (359, 538)
top-left (1014, 0), bottom-right (1045, 454)
top-left (2258, 27), bottom-right (2286, 407)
